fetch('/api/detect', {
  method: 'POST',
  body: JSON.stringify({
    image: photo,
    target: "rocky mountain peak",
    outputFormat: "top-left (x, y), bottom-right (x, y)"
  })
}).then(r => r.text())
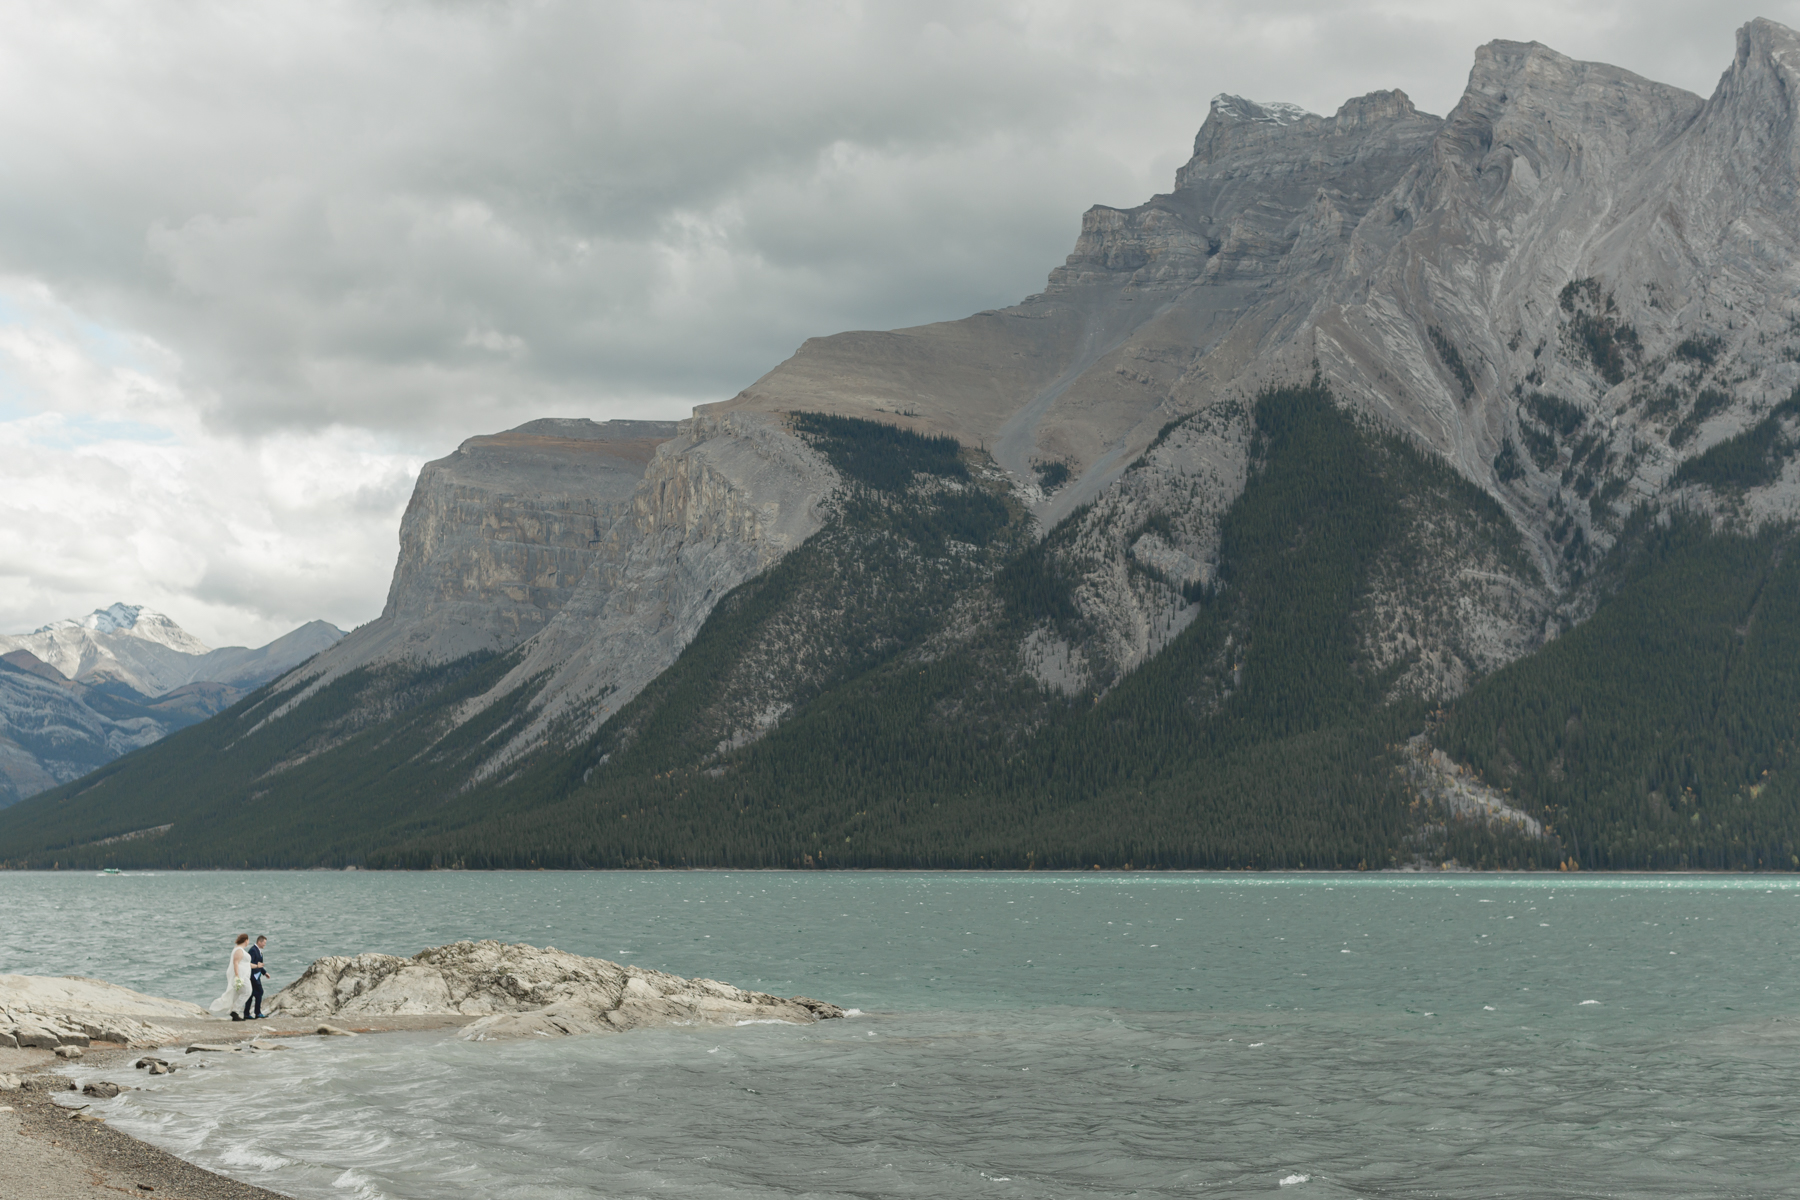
top-left (1464, 38), bottom-right (1564, 89)
top-left (27, 604), bottom-right (211, 658)
top-left (0, 604), bottom-right (341, 699)
top-left (1331, 89), bottom-right (1424, 128)
top-left (504, 417), bottom-right (680, 444)
top-left (1180, 89), bottom-right (1440, 195)
top-left (1189, 94), bottom-right (1309, 164)
top-left (1188, 88), bottom-right (1436, 169)
top-left (0, 608), bottom-right (346, 807)
top-left (1208, 94), bottom-right (1312, 127)
top-left (1733, 16), bottom-right (1800, 78)
top-left (1404, 33), bottom-right (1702, 245)
top-left (39, 602), bottom-right (150, 638)
top-left (75, 602), bottom-right (143, 634)
top-left (1451, 36), bottom-right (1699, 140)
top-left (1696, 18), bottom-right (1800, 202)
top-left (32, 22), bottom-right (1800, 872)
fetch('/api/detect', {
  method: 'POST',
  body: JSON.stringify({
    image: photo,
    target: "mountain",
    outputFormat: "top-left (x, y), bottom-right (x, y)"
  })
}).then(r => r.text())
top-left (0, 602), bottom-right (344, 697)
top-left (3, 603), bottom-right (213, 696)
top-left (8, 23), bottom-right (1800, 870)
top-left (0, 606), bottom-right (344, 808)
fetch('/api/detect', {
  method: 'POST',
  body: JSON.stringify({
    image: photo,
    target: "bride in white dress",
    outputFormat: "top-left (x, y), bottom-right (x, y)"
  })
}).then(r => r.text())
top-left (208, 933), bottom-right (252, 1017)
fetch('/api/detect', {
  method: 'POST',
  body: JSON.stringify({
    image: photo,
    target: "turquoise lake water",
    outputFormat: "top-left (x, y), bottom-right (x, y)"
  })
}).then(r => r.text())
top-left (5, 870), bottom-right (1800, 1197)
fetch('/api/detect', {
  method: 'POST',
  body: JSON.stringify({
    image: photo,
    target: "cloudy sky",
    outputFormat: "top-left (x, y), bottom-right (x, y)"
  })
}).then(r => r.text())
top-left (0, 0), bottom-right (1789, 647)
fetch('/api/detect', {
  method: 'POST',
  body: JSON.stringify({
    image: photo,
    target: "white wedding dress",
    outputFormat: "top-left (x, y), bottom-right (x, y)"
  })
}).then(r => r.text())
top-left (208, 946), bottom-right (252, 1014)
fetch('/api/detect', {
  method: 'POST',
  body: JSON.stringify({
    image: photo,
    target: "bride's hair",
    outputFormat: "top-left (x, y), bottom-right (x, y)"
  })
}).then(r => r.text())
top-left (235, 933), bottom-right (250, 945)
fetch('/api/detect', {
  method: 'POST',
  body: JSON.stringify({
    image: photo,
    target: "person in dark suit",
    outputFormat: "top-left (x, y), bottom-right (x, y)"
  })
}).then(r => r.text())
top-left (243, 935), bottom-right (270, 1020)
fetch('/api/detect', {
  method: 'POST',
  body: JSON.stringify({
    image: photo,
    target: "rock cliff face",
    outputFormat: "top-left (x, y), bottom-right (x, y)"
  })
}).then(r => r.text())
top-left (713, 90), bottom-right (1442, 522)
top-left (270, 940), bottom-right (845, 1041)
top-left (463, 412), bottom-right (835, 768)
top-left (1053, 89), bottom-right (1442, 294)
top-left (301, 418), bottom-right (678, 676)
top-left (263, 412), bottom-right (830, 774)
top-left (1288, 23), bottom-right (1800, 559)
top-left (697, 87), bottom-right (1476, 687)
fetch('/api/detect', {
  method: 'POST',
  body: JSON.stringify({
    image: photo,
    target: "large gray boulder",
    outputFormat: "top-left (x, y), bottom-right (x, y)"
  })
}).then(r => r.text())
top-left (268, 940), bottom-right (845, 1041)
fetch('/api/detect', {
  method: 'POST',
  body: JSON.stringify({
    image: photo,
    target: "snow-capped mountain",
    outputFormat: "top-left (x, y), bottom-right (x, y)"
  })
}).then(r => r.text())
top-left (0, 605), bottom-right (345, 808)
top-left (35, 601), bottom-right (209, 645)
top-left (0, 603), bottom-right (340, 698)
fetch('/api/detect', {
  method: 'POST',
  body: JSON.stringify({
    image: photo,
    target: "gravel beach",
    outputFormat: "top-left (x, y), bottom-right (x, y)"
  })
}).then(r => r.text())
top-left (0, 1016), bottom-right (472, 1200)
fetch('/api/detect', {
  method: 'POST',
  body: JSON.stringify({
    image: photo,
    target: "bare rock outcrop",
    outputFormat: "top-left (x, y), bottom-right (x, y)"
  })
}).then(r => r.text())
top-left (268, 940), bottom-right (845, 1041)
top-left (1400, 733), bottom-right (1544, 837)
top-left (0, 975), bottom-right (202, 1049)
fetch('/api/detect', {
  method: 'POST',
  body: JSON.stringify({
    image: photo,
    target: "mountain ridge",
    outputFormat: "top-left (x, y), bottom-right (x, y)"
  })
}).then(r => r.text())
top-left (9, 23), bottom-right (1800, 867)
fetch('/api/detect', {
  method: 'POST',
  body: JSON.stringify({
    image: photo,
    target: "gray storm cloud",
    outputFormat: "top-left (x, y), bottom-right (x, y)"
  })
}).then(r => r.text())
top-left (0, 0), bottom-right (1785, 643)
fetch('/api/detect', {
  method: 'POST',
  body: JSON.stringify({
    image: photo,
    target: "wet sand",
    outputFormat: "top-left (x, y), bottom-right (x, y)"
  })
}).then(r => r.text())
top-left (0, 1016), bottom-right (472, 1200)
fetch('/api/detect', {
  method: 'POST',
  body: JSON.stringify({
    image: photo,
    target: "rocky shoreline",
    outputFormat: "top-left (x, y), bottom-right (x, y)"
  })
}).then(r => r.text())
top-left (0, 1014), bottom-right (471, 1199)
top-left (4, 1033), bottom-right (309, 1199)
top-left (0, 941), bottom-right (845, 1197)
top-left (272, 939), bottom-right (845, 1038)
top-left (1, 972), bottom-right (209, 1052)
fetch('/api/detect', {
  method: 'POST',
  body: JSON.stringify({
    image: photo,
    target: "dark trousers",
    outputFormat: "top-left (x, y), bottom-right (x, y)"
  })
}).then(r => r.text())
top-left (243, 976), bottom-right (264, 1019)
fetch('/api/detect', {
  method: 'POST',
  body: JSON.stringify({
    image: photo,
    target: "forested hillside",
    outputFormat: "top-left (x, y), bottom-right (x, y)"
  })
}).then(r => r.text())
top-left (372, 383), bottom-right (1543, 872)
top-left (1439, 516), bottom-right (1800, 870)
top-left (10, 389), bottom-right (1800, 872)
top-left (0, 389), bottom-right (1542, 869)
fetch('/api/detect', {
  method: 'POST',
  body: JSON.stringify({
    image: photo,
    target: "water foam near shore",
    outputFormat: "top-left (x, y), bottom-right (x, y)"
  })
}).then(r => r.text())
top-left (59, 1001), bottom-right (1800, 1199)
top-left (12, 871), bottom-right (1800, 1197)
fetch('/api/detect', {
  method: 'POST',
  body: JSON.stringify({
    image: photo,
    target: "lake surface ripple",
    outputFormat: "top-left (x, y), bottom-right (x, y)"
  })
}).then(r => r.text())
top-left (5, 871), bottom-right (1799, 1198)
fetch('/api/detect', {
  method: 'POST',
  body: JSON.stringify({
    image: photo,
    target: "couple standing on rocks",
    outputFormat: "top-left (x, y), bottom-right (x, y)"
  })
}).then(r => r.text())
top-left (207, 933), bottom-right (272, 1021)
